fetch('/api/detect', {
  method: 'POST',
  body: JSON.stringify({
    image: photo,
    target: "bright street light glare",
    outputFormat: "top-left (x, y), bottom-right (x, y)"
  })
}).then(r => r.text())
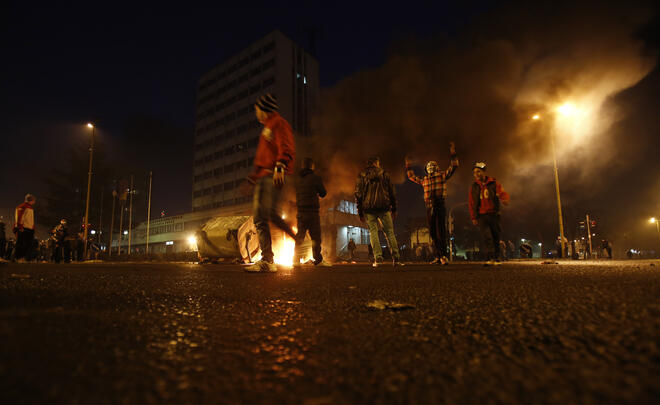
top-left (532, 114), bottom-right (540, 120)
top-left (651, 217), bottom-right (657, 224)
top-left (557, 102), bottom-right (578, 117)
top-left (188, 235), bottom-right (197, 245)
top-left (87, 123), bottom-right (94, 128)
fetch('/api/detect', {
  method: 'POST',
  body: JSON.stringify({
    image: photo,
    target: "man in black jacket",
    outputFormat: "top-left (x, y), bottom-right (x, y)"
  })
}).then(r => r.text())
top-left (294, 158), bottom-right (330, 266)
top-left (355, 156), bottom-right (403, 267)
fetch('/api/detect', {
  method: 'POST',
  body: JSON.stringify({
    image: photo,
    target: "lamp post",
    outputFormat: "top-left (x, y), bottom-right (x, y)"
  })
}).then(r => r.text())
top-left (532, 105), bottom-right (576, 259)
top-left (651, 217), bottom-right (660, 246)
top-left (83, 123), bottom-right (95, 260)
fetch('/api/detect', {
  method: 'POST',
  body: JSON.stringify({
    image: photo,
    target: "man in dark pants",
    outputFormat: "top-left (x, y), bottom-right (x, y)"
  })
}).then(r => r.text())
top-left (405, 142), bottom-right (458, 265)
top-left (14, 194), bottom-right (37, 263)
top-left (468, 162), bottom-right (510, 266)
top-left (0, 216), bottom-right (7, 261)
top-left (293, 158), bottom-right (330, 267)
top-left (242, 93), bottom-right (296, 273)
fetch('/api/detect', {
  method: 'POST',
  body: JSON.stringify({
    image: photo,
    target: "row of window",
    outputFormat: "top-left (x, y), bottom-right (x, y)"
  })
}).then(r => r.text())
top-left (193, 156), bottom-right (253, 183)
top-left (197, 75), bottom-right (276, 121)
top-left (197, 59), bottom-right (276, 108)
top-left (192, 196), bottom-right (251, 212)
top-left (196, 118), bottom-right (260, 146)
top-left (193, 138), bottom-right (258, 167)
top-left (199, 41), bottom-right (275, 91)
top-left (151, 223), bottom-right (184, 235)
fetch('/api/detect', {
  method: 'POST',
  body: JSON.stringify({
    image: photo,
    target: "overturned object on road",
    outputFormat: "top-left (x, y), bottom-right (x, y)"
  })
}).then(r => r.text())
top-left (195, 215), bottom-right (312, 265)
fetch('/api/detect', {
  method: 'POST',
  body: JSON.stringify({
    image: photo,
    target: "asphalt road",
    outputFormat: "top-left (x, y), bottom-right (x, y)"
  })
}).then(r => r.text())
top-left (1, 260), bottom-right (659, 404)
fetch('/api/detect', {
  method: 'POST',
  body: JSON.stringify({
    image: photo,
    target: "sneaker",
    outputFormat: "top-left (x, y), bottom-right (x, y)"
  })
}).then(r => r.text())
top-left (430, 258), bottom-right (441, 265)
top-left (315, 261), bottom-right (332, 267)
top-left (440, 256), bottom-right (449, 266)
top-left (372, 257), bottom-right (384, 268)
top-left (393, 259), bottom-right (405, 267)
top-left (245, 260), bottom-right (277, 273)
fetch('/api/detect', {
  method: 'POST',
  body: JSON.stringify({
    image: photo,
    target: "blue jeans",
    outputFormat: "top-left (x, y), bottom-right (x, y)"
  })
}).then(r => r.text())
top-left (365, 211), bottom-right (399, 261)
top-left (253, 176), bottom-right (295, 263)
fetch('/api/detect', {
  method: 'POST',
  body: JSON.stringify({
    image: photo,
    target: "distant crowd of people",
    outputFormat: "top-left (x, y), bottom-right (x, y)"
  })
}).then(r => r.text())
top-left (0, 195), bottom-right (94, 264)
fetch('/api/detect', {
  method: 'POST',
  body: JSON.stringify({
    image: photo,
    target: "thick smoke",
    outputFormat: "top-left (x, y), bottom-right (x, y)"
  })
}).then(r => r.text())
top-left (302, 2), bottom-right (657, 249)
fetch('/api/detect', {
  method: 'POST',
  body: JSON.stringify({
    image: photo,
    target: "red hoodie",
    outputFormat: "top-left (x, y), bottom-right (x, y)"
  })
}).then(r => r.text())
top-left (469, 176), bottom-right (510, 221)
top-left (247, 112), bottom-right (295, 183)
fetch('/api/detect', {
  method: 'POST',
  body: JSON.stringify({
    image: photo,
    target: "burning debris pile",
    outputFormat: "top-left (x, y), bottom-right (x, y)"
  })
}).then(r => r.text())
top-left (196, 215), bottom-right (312, 265)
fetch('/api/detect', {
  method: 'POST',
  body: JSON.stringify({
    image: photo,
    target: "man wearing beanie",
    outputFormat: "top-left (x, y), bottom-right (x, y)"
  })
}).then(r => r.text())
top-left (244, 93), bottom-right (296, 272)
top-left (14, 193), bottom-right (37, 263)
top-left (468, 162), bottom-right (510, 265)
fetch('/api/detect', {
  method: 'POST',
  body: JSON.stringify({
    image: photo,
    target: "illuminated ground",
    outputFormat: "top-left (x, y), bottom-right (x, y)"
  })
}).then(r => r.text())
top-left (1, 260), bottom-right (659, 403)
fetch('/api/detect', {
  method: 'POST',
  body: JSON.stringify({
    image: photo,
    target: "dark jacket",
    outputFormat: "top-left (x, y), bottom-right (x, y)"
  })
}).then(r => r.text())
top-left (295, 168), bottom-right (326, 212)
top-left (355, 165), bottom-right (397, 216)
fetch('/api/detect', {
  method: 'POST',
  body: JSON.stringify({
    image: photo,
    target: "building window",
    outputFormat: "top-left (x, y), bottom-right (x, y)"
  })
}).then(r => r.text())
top-left (262, 58), bottom-right (275, 71)
top-left (262, 76), bottom-right (275, 88)
top-left (203, 188), bottom-right (212, 196)
top-left (224, 163), bottom-right (235, 173)
top-left (213, 185), bottom-right (223, 194)
top-left (337, 200), bottom-right (358, 215)
top-left (224, 181), bottom-right (234, 190)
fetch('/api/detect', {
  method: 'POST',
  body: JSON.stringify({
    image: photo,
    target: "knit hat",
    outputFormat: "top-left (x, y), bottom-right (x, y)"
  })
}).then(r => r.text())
top-left (255, 93), bottom-right (278, 113)
top-left (473, 162), bottom-right (487, 170)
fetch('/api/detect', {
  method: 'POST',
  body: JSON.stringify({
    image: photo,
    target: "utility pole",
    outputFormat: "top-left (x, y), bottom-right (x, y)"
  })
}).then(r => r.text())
top-left (97, 188), bottom-right (104, 254)
top-left (128, 174), bottom-right (134, 255)
top-left (109, 188), bottom-right (117, 256)
top-left (586, 214), bottom-right (593, 259)
top-left (146, 171), bottom-right (153, 255)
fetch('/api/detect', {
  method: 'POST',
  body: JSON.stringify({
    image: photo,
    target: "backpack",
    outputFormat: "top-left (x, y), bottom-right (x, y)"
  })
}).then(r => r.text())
top-left (363, 170), bottom-right (390, 211)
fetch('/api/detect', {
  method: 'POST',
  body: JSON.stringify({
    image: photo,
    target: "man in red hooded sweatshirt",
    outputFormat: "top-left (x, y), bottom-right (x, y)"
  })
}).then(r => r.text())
top-left (468, 162), bottom-right (510, 265)
top-left (243, 93), bottom-right (296, 273)
top-left (14, 193), bottom-right (37, 263)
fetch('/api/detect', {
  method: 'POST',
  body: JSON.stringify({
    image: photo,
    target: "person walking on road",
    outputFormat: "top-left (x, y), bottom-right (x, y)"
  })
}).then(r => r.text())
top-left (50, 219), bottom-right (69, 264)
top-left (14, 194), bottom-right (37, 263)
top-left (355, 156), bottom-right (404, 268)
top-left (242, 93), bottom-right (296, 273)
top-left (468, 162), bottom-right (510, 266)
top-left (405, 141), bottom-right (458, 265)
top-left (293, 157), bottom-right (330, 267)
top-left (347, 238), bottom-right (357, 263)
top-left (0, 216), bottom-right (7, 262)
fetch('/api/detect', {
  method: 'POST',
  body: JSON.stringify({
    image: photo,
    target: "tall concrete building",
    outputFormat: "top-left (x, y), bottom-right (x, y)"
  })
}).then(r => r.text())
top-left (192, 30), bottom-right (319, 212)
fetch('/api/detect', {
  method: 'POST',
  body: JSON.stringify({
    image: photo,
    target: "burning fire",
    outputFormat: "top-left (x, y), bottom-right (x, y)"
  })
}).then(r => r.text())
top-left (270, 226), bottom-right (313, 267)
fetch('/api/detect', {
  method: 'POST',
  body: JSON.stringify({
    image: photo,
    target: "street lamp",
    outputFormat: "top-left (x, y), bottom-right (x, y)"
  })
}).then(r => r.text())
top-left (83, 122), bottom-right (95, 260)
top-left (531, 105), bottom-right (577, 259)
top-left (650, 217), bottom-right (660, 243)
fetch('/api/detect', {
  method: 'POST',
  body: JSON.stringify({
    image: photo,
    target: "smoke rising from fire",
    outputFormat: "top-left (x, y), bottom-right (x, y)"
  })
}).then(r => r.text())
top-left (299, 2), bottom-right (657, 245)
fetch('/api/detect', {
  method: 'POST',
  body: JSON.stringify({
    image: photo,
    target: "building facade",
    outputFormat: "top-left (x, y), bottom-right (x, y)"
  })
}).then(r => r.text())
top-left (192, 30), bottom-right (319, 213)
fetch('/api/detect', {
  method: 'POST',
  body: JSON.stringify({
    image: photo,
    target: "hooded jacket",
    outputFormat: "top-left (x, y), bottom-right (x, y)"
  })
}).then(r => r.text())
top-left (247, 112), bottom-right (295, 183)
top-left (14, 202), bottom-right (35, 231)
top-left (355, 166), bottom-right (397, 216)
top-left (469, 176), bottom-right (510, 221)
top-left (295, 168), bottom-right (327, 212)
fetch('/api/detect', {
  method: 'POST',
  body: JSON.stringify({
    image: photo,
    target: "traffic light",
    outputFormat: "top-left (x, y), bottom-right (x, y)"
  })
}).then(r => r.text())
top-left (590, 220), bottom-right (596, 228)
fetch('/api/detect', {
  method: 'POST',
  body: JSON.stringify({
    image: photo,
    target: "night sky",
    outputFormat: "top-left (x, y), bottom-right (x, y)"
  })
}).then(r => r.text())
top-left (2, 1), bottom-right (659, 250)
